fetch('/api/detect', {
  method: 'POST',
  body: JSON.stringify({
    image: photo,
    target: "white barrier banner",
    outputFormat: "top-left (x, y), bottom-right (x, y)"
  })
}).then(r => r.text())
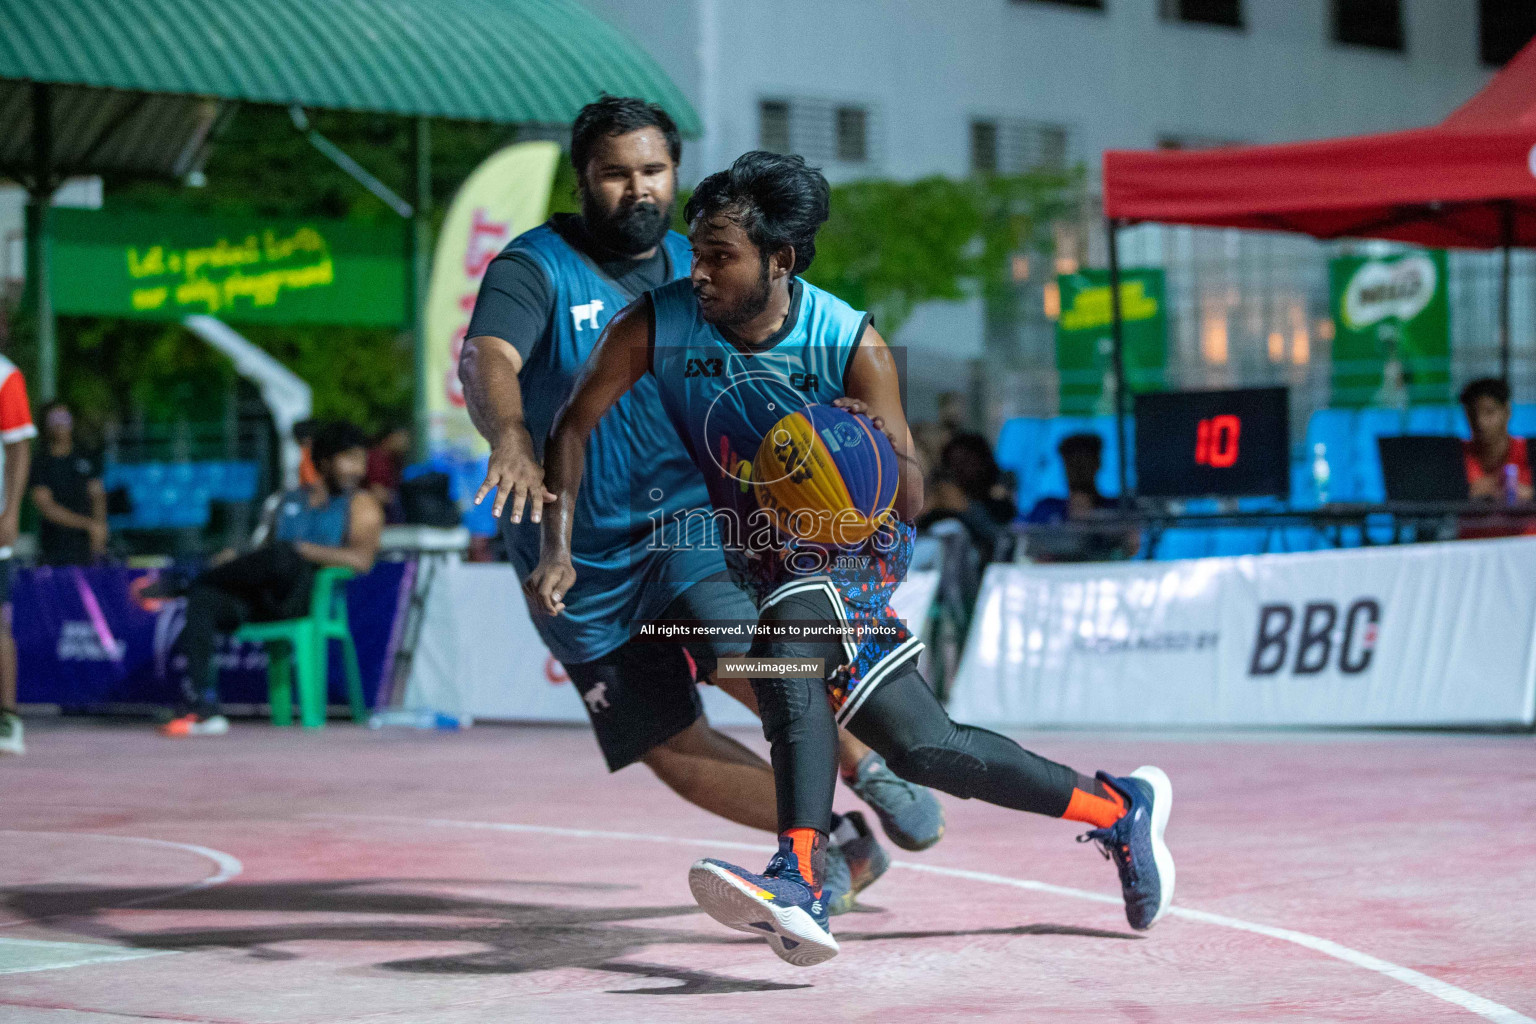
top-left (406, 563), bottom-right (940, 727)
top-left (948, 538), bottom-right (1536, 727)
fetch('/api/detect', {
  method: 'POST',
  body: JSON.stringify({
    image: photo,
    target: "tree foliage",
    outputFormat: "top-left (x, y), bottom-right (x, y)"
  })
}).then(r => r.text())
top-left (806, 169), bottom-right (1083, 335)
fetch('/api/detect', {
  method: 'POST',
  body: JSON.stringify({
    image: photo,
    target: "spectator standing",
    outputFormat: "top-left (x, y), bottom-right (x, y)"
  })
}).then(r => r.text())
top-left (28, 402), bottom-right (106, 565)
top-left (0, 355), bottom-right (36, 755)
top-left (1457, 377), bottom-right (1536, 538)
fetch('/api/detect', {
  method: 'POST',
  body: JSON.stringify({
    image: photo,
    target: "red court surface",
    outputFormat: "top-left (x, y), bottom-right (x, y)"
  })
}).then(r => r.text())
top-left (1, 719), bottom-right (1532, 1023)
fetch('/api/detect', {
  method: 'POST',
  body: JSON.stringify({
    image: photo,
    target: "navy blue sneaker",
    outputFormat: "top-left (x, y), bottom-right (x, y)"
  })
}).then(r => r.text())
top-left (1079, 765), bottom-right (1175, 931)
top-left (689, 839), bottom-right (839, 967)
top-left (847, 750), bottom-right (946, 851)
top-left (824, 810), bottom-right (890, 915)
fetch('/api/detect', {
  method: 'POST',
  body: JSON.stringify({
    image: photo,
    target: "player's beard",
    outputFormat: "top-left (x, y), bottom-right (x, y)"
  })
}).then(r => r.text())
top-left (701, 256), bottom-right (774, 328)
top-left (583, 192), bottom-right (673, 257)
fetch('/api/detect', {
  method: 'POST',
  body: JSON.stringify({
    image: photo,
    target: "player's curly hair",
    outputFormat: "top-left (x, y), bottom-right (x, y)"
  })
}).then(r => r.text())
top-left (570, 95), bottom-right (681, 175)
top-left (684, 151), bottom-right (831, 275)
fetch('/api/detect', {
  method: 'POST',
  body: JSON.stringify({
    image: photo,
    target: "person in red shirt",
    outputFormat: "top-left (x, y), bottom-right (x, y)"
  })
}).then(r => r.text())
top-left (1458, 377), bottom-right (1536, 538)
top-left (0, 356), bottom-right (37, 755)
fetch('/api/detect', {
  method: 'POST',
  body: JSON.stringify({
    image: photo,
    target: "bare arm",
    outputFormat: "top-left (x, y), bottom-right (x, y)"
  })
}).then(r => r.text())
top-left (527, 299), bottom-right (652, 615)
top-left (836, 325), bottom-right (925, 520)
top-left (30, 485), bottom-right (98, 532)
top-left (295, 491), bottom-right (385, 574)
top-left (0, 440), bottom-right (29, 548)
top-left (460, 335), bottom-right (552, 523)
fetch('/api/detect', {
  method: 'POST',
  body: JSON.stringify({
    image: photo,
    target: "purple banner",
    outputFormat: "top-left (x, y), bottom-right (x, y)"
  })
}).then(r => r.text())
top-left (15, 562), bottom-right (409, 710)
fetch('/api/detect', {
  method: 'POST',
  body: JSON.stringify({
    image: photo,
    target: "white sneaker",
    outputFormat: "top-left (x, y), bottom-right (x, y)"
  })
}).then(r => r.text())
top-left (0, 713), bottom-right (24, 756)
top-left (160, 713), bottom-right (230, 737)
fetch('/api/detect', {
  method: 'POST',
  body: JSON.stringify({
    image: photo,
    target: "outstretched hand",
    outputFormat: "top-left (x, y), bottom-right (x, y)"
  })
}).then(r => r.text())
top-left (475, 429), bottom-right (556, 523)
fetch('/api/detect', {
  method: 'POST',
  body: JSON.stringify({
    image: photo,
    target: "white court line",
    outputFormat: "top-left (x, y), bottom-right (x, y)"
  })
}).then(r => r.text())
top-left (0, 936), bottom-right (172, 975)
top-left (322, 814), bottom-right (1533, 1024)
top-left (0, 831), bottom-right (244, 929)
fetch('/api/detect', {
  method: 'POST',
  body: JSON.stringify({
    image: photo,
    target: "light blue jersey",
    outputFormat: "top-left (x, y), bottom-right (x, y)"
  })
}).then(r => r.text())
top-left (647, 277), bottom-right (917, 610)
top-left (501, 224), bottom-right (722, 664)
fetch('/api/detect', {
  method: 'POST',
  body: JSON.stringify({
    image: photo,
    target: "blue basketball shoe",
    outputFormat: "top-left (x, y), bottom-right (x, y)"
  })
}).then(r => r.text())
top-left (1079, 765), bottom-right (1175, 931)
top-left (689, 837), bottom-right (839, 967)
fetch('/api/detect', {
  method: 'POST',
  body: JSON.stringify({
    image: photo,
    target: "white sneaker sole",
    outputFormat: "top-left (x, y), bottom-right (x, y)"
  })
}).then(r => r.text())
top-left (688, 860), bottom-right (840, 968)
top-left (1131, 765), bottom-right (1175, 928)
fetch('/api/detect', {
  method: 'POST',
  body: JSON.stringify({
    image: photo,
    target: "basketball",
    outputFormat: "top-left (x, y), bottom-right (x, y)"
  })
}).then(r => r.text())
top-left (753, 404), bottom-right (899, 545)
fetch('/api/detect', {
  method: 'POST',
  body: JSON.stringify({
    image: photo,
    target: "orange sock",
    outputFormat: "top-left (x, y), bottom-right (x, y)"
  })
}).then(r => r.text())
top-left (1061, 778), bottom-right (1126, 829)
top-left (782, 827), bottom-right (826, 893)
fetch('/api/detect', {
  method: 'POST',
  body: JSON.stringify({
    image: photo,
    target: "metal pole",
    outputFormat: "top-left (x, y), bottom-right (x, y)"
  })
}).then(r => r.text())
top-left (25, 83), bottom-right (56, 401)
top-left (411, 115), bottom-right (432, 459)
top-left (1500, 201), bottom-right (1514, 387)
top-left (1106, 217), bottom-right (1131, 501)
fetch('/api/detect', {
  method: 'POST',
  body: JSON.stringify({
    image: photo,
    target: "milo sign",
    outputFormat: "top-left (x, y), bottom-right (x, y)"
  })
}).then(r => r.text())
top-left (1329, 250), bottom-right (1449, 408)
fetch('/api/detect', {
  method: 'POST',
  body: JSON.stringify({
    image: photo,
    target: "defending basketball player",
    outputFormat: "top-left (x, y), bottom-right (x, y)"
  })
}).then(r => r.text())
top-left (532, 151), bottom-right (1175, 966)
top-left (460, 99), bottom-right (943, 914)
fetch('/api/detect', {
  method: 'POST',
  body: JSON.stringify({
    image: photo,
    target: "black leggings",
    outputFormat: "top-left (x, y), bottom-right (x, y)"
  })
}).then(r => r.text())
top-left (176, 543), bottom-right (314, 714)
top-left (750, 582), bottom-right (1078, 833)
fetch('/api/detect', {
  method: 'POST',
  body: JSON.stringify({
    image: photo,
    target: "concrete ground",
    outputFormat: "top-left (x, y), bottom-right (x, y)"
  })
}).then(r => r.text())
top-left (1, 719), bottom-right (1532, 1023)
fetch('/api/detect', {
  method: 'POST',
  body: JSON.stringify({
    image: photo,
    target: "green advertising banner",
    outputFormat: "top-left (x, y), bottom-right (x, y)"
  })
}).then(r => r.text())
top-left (49, 208), bottom-right (409, 327)
top-left (1055, 269), bottom-right (1166, 415)
top-left (1328, 249), bottom-right (1449, 407)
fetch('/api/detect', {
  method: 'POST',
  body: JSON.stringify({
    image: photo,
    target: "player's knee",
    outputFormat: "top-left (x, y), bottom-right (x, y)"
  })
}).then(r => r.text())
top-left (750, 676), bottom-right (813, 742)
top-left (883, 742), bottom-right (986, 800)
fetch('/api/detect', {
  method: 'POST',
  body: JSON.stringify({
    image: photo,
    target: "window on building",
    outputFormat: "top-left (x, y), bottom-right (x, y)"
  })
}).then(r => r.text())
top-left (1159, 0), bottom-right (1243, 29)
top-left (1012, 0), bottom-right (1105, 9)
top-left (836, 106), bottom-right (868, 163)
top-left (971, 120), bottom-right (999, 174)
top-left (1333, 0), bottom-right (1404, 51)
top-left (759, 100), bottom-right (791, 153)
top-left (970, 118), bottom-right (1074, 174)
top-left (759, 98), bottom-right (877, 166)
top-left (1480, 0), bottom-right (1536, 66)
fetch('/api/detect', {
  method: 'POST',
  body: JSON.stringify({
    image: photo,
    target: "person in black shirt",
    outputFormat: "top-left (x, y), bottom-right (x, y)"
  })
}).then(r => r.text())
top-left (29, 402), bottom-right (106, 566)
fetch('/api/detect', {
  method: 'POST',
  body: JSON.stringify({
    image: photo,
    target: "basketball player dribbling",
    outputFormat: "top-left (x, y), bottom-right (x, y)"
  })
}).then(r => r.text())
top-left (461, 99), bottom-right (945, 916)
top-left (532, 151), bottom-right (1175, 966)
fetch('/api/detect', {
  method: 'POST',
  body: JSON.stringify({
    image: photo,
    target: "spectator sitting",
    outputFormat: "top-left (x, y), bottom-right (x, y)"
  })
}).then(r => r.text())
top-left (366, 425), bottom-right (411, 524)
top-left (1458, 377), bottom-right (1536, 538)
top-left (159, 421), bottom-right (384, 737)
top-left (28, 401), bottom-right (107, 566)
top-left (1024, 432), bottom-right (1138, 561)
top-left (917, 431), bottom-right (1016, 563)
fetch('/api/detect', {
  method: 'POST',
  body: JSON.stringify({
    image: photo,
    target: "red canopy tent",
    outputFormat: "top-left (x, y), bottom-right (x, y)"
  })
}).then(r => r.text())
top-left (1096, 38), bottom-right (1536, 495)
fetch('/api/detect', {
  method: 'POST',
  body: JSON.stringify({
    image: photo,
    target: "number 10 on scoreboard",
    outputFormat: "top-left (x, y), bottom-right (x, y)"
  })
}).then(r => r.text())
top-left (1195, 415), bottom-right (1241, 468)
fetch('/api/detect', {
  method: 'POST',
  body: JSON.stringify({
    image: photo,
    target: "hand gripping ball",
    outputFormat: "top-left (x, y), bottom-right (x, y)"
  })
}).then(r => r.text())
top-left (753, 404), bottom-right (899, 545)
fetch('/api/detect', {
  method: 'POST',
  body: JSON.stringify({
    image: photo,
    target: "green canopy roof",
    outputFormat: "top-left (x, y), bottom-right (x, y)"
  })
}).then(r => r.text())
top-left (0, 0), bottom-right (698, 130)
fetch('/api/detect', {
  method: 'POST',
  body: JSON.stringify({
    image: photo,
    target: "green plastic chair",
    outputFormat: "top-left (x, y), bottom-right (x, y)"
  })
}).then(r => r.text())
top-left (236, 566), bottom-right (366, 729)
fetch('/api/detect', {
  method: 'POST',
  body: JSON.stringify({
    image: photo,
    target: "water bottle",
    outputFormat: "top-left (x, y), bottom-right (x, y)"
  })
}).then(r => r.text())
top-left (1311, 443), bottom-right (1331, 505)
top-left (369, 708), bottom-right (462, 730)
top-left (1504, 463), bottom-right (1519, 505)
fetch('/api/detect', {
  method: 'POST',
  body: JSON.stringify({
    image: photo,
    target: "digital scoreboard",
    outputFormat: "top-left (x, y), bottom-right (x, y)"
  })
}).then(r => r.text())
top-left (1133, 387), bottom-right (1290, 499)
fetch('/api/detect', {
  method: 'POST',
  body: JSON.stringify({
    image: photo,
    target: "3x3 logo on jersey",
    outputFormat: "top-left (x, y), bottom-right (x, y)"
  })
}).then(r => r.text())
top-left (685, 357), bottom-right (724, 378)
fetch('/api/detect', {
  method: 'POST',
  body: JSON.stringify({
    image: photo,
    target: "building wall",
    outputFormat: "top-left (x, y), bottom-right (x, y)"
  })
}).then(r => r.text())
top-left (584, 0), bottom-right (1492, 185)
top-left (582, 0), bottom-right (1512, 428)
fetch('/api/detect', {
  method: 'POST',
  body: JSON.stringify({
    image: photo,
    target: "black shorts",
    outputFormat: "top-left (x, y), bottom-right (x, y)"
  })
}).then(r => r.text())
top-left (0, 556), bottom-right (11, 609)
top-left (565, 570), bottom-right (756, 771)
